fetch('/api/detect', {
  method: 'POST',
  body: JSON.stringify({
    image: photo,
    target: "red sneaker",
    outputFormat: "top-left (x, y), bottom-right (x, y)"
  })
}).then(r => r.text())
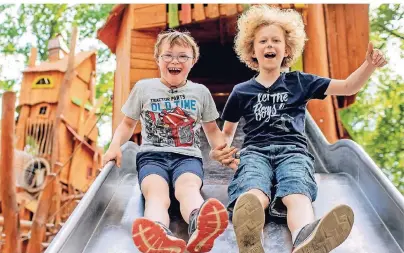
top-left (186, 198), bottom-right (229, 253)
top-left (132, 218), bottom-right (186, 253)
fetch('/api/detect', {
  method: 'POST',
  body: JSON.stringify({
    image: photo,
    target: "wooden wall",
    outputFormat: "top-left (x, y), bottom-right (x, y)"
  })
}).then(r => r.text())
top-left (324, 4), bottom-right (369, 108)
top-left (112, 5), bottom-right (135, 133)
top-left (304, 4), bottom-right (339, 143)
top-left (18, 72), bottom-right (63, 106)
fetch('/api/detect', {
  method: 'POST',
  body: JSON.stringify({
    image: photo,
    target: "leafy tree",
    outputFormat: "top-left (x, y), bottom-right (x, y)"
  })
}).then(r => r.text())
top-left (0, 3), bottom-right (115, 131)
top-left (340, 4), bottom-right (404, 194)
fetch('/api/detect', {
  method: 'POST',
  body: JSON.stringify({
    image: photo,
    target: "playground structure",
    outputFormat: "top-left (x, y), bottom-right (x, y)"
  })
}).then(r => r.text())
top-left (0, 30), bottom-right (103, 252)
top-left (1, 3), bottom-right (404, 253)
top-left (44, 4), bottom-right (403, 253)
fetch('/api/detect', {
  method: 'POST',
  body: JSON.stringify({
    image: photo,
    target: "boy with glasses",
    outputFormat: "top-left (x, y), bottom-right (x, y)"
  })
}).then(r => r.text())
top-left (103, 30), bottom-right (233, 253)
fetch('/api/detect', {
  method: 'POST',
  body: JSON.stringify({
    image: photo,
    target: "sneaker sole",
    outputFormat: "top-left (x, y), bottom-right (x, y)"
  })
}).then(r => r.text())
top-left (186, 198), bottom-right (229, 253)
top-left (132, 218), bottom-right (186, 253)
top-left (232, 193), bottom-right (265, 253)
top-left (293, 204), bottom-right (354, 253)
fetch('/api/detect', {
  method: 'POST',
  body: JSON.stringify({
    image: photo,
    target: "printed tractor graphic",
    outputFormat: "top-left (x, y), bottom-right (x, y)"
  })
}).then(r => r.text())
top-left (270, 113), bottom-right (294, 132)
top-left (158, 107), bottom-right (195, 147)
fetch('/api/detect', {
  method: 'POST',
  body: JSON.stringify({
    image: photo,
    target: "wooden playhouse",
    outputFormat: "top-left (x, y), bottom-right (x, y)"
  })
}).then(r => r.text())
top-left (9, 34), bottom-right (103, 235)
top-left (97, 4), bottom-right (369, 143)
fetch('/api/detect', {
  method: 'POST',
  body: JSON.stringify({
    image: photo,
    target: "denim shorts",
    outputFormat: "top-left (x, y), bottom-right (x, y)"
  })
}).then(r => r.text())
top-left (227, 145), bottom-right (317, 218)
top-left (136, 151), bottom-right (204, 188)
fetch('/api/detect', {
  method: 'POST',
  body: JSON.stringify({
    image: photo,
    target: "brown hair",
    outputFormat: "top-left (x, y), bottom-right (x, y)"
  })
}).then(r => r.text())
top-left (154, 30), bottom-right (200, 63)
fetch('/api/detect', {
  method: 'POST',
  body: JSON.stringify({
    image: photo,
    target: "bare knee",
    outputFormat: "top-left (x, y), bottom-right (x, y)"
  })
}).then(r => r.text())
top-left (282, 194), bottom-right (311, 209)
top-left (247, 189), bottom-right (270, 209)
top-left (141, 174), bottom-right (171, 208)
top-left (174, 173), bottom-right (202, 200)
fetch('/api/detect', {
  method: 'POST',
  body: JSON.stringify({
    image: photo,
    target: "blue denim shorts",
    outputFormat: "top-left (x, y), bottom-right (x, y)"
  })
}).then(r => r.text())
top-left (136, 151), bottom-right (204, 188)
top-left (227, 145), bottom-right (317, 218)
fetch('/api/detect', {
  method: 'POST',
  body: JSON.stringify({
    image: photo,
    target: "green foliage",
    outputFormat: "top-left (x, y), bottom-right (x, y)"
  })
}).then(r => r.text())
top-left (0, 4), bottom-right (115, 146)
top-left (0, 79), bottom-right (16, 92)
top-left (370, 4), bottom-right (404, 54)
top-left (340, 4), bottom-right (404, 194)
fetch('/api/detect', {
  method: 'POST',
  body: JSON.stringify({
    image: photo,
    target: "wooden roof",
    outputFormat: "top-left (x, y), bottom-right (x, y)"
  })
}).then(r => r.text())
top-left (23, 51), bottom-right (96, 73)
top-left (97, 4), bottom-right (127, 54)
top-left (97, 4), bottom-right (307, 54)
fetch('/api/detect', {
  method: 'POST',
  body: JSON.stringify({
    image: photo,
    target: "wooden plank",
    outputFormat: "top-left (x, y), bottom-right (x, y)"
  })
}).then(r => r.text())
top-left (131, 52), bottom-right (155, 61)
top-left (304, 4), bottom-right (338, 144)
top-left (293, 4), bottom-right (306, 9)
top-left (130, 58), bottom-right (158, 69)
top-left (131, 30), bottom-right (160, 39)
top-left (133, 4), bottom-right (158, 10)
top-left (130, 68), bottom-right (160, 84)
top-left (192, 4), bottom-right (206, 21)
top-left (205, 4), bottom-right (219, 18)
top-left (335, 5), bottom-right (350, 79)
top-left (133, 5), bottom-right (167, 29)
top-left (113, 5), bottom-right (134, 133)
top-left (168, 4), bottom-right (180, 28)
top-left (29, 47), bottom-right (37, 67)
top-left (345, 5), bottom-right (359, 77)
top-left (1, 92), bottom-right (21, 253)
top-left (180, 4), bottom-right (192, 24)
top-left (15, 106), bottom-right (30, 150)
top-left (131, 37), bottom-right (157, 48)
top-left (219, 4), bottom-right (238, 16)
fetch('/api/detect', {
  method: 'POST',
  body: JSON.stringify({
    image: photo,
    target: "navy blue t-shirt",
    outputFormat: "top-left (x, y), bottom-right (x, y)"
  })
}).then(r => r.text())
top-left (221, 71), bottom-right (331, 149)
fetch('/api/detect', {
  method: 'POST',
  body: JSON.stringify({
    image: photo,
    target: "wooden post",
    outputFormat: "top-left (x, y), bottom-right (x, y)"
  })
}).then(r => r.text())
top-left (27, 27), bottom-right (79, 253)
top-left (28, 48), bottom-right (37, 67)
top-left (1, 92), bottom-right (21, 253)
top-left (304, 4), bottom-right (339, 143)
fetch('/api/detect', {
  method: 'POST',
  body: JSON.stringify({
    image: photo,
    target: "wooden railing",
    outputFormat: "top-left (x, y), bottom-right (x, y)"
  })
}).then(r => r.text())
top-left (24, 118), bottom-right (54, 158)
top-left (133, 4), bottom-right (308, 30)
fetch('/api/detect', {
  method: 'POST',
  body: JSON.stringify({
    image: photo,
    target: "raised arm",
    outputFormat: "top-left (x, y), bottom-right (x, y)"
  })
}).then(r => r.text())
top-left (325, 42), bottom-right (387, 96)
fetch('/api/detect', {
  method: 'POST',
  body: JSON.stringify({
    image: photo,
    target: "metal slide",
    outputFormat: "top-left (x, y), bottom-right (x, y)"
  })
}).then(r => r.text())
top-left (46, 114), bottom-right (404, 253)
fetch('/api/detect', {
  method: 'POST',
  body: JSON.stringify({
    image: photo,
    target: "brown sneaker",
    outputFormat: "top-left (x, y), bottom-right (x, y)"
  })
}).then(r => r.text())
top-left (132, 218), bottom-right (186, 253)
top-left (186, 198), bottom-right (229, 253)
top-left (292, 204), bottom-right (354, 253)
top-left (233, 192), bottom-right (265, 253)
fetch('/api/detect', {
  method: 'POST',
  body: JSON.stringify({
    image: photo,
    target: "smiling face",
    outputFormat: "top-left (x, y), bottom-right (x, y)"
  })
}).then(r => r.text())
top-left (157, 40), bottom-right (195, 87)
top-left (252, 24), bottom-right (289, 72)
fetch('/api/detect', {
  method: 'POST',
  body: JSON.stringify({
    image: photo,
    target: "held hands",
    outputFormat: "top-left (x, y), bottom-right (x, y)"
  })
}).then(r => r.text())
top-left (102, 144), bottom-right (122, 168)
top-left (366, 42), bottom-right (387, 68)
top-left (209, 143), bottom-right (240, 171)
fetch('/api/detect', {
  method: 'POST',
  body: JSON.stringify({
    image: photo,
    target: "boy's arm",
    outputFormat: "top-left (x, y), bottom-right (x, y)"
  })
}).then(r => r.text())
top-left (110, 116), bottom-right (139, 147)
top-left (202, 120), bottom-right (238, 165)
top-left (222, 121), bottom-right (239, 146)
top-left (207, 120), bottom-right (240, 168)
top-left (103, 116), bottom-right (138, 167)
top-left (325, 42), bottom-right (387, 96)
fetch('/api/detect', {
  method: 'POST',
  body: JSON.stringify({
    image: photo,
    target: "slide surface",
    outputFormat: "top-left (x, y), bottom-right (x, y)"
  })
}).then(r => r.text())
top-left (46, 115), bottom-right (404, 253)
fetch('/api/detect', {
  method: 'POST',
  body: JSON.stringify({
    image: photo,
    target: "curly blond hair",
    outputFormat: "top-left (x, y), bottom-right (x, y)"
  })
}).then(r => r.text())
top-left (154, 30), bottom-right (199, 64)
top-left (234, 5), bottom-right (307, 71)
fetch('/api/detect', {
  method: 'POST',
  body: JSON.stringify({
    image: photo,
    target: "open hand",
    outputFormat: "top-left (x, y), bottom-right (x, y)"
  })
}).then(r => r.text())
top-left (366, 42), bottom-right (387, 68)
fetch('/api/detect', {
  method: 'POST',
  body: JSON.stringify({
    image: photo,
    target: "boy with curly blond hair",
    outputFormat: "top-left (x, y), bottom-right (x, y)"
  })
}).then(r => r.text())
top-left (210, 5), bottom-right (387, 253)
top-left (103, 30), bottom-right (230, 253)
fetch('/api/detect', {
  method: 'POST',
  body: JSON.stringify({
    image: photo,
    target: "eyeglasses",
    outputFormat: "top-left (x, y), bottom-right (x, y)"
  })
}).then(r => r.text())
top-left (160, 54), bottom-right (193, 63)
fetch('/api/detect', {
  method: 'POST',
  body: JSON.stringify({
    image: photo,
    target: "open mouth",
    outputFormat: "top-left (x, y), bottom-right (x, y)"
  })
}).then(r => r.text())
top-left (168, 67), bottom-right (182, 75)
top-left (264, 52), bottom-right (276, 59)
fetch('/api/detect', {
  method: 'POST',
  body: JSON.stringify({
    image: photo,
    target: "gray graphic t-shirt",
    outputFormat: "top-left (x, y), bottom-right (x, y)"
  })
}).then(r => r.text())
top-left (122, 78), bottom-right (219, 158)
